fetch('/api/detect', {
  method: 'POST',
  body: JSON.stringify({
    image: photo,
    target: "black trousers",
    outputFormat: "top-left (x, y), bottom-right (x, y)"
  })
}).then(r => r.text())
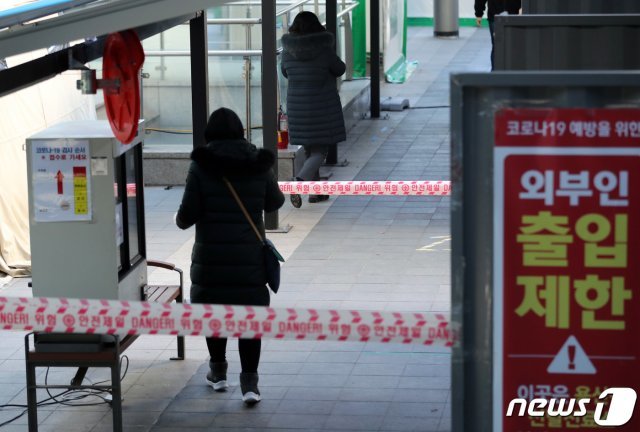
top-left (207, 337), bottom-right (261, 373)
top-left (488, 18), bottom-right (495, 70)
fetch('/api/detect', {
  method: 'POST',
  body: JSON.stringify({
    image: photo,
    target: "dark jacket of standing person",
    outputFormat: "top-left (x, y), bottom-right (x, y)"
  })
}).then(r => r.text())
top-left (176, 108), bottom-right (285, 307)
top-left (475, 0), bottom-right (521, 20)
top-left (281, 24), bottom-right (346, 147)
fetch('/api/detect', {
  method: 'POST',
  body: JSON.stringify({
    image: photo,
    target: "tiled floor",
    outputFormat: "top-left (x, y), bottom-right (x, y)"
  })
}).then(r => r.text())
top-left (0, 26), bottom-right (491, 431)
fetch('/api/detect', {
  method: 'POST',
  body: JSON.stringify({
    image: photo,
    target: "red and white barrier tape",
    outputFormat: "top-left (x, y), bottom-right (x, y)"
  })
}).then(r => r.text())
top-left (0, 296), bottom-right (456, 346)
top-left (278, 181), bottom-right (451, 196)
top-left (117, 181), bottom-right (451, 197)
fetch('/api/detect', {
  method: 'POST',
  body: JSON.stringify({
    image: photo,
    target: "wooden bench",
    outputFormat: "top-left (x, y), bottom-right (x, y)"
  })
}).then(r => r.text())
top-left (24, 259), bottom-right (184, 432)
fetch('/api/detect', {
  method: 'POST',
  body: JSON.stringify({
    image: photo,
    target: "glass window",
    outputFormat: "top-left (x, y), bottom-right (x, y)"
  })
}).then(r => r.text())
top-left (115, 146), bottom-right (145, 279)
top-left (114, 157), bottom-right (124, 272)
top-left (125, 149), bottom-right (141, 264)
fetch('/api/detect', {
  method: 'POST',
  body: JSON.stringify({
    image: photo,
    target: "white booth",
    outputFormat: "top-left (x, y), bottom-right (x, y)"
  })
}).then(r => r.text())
top-left (26, 120), bottom-right (147, 301)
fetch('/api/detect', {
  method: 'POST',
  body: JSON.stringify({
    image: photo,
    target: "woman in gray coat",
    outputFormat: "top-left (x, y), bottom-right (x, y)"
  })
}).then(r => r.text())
top-left (176, 107), bottom-right (285, 405)
top-left (281, 11), bottom-right (346, 207)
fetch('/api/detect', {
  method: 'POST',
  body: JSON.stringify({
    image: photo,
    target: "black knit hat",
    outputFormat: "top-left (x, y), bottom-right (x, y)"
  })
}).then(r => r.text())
top-left (204, 107), bottom-right (245, 142)
top-left (290, 11), bottom-right (325, 34)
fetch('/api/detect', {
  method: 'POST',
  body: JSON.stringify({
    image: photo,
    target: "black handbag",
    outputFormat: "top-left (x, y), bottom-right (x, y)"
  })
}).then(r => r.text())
top-left (223, 177), bottom-right (284, 293)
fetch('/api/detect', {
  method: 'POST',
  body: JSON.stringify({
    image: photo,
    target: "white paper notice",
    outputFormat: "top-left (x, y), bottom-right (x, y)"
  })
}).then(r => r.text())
top-left (31, 139), bottom-right (92, 222)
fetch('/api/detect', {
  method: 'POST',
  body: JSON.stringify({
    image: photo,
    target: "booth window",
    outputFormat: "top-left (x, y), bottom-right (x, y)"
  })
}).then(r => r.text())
top-left (114, 159), bottom-right (123, 273)
top-left (115, 145), bottom-right (146, 278)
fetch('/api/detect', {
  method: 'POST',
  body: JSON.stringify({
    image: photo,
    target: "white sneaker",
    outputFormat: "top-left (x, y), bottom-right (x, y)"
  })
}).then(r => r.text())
top-left (206, 373), bottom-right (229, 392)
top-left (240, 372), bottom-right (261, 405)
top-left (242, 391), bottom-right (261, 405)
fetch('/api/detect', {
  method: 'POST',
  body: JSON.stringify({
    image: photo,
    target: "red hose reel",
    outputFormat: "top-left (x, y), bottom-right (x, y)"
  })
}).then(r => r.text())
top-left (102, 30), bottom-right (145, 144)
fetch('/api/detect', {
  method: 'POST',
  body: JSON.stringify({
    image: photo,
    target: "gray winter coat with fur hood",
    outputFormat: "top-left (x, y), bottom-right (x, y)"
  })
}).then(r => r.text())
top-left (281, 31), bottom-right (346, 147)
top-left (176, 140), bottom-right (285, 306)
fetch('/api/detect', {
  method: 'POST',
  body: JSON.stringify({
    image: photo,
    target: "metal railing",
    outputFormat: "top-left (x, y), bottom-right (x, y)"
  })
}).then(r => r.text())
top-left (144, 1), bottom-right (358, 143)
top-left (337, 2), bottom-right (359, 18)
top-left (155, 16), bottom-right (264, 141)
top-left (145, 50), bottom-right (262, 56)
top-left (226, 1), bottom-right (324, 15)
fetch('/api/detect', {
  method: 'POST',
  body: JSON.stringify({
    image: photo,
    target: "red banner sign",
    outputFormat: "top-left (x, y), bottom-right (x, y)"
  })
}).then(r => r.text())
top-left (494, 108), bottom-right (639, 431)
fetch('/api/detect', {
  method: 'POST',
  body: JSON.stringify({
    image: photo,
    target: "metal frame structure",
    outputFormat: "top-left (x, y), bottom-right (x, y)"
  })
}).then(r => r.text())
top-left (0, 0), bottom-right (383, 230)
top-left (189, 12), bottom-right (210, 149)
top-left (0, 0), bottom-right (226, 59)
top-left (0, 0), bottom-right (97, 29)
top-left (0, 15), bottom-right (194, 97)
top-left (522, 0), bottom-right (640, 14)
top-left (494, 14), bottom-right (640, 71)
top-left (262, 0), bottom-right (279, 229)
top-left (370, 0), bottom-right (380, 118)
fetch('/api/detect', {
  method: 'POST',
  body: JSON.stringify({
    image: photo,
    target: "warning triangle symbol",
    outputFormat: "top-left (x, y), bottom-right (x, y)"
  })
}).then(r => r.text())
top-left (547, 335), bottom-right (596, 375)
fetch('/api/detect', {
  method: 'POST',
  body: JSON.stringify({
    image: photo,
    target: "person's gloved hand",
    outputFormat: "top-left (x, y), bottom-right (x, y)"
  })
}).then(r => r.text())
top-left (475, 17), bottom-right (482, 27)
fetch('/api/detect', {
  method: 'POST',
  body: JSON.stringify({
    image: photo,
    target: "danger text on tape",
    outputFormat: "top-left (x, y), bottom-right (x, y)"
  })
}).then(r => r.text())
top-left (0, 296), bottom-right (457, 347)
top-left (278, 181), bottom-right (451, 196)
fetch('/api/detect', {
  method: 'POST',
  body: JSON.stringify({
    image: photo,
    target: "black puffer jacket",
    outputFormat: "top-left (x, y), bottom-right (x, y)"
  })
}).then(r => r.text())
top-left (176, 140), bottom-right (285, 306)
top-left (475, 0), bottom-right (521, 20)
top-left (281, 31), bottom-right (346, 147)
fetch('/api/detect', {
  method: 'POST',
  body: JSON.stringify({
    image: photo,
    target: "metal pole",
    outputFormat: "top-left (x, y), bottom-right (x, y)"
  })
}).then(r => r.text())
top-left (343, 10), bottom-right (354, 80)
top-left (245, 23), bottom-right (252, 143)
top-left (325, 0), bottom-right (339, 165)
top-left (326, 0), bottom-right (337, 36)
top-left (189, 11), bottom-right (209, 148)
top-left (434, 0), bottom-right (459, 37)
top-left (262, 0), bottom-right (279, 230)
top-left (370, 0), bottom-right (380, 118)
top-left (160, 32), bottom-right (166, 80)
top-left (245, 56), bottom-right (252, 142)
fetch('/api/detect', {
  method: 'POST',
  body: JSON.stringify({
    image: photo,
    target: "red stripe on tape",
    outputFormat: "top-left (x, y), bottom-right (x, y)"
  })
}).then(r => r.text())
top-left (0, 296), bottom-right (456, 347)
top-left (278, 180), bottom-right (451, 196)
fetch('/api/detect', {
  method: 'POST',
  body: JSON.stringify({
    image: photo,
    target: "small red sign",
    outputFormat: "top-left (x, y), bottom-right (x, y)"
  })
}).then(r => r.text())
top-left (55, 170), bottom-right (64, 194)
top-left (495, 108), bottom-right (639, 431)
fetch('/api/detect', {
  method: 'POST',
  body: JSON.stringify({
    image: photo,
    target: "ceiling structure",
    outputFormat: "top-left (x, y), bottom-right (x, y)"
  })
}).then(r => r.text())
top-left (0, 0), bottom-right (226, 59)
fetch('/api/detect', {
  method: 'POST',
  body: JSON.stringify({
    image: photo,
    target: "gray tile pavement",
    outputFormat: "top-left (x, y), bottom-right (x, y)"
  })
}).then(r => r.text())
top-left (0, 26), bottom-right (491, 431)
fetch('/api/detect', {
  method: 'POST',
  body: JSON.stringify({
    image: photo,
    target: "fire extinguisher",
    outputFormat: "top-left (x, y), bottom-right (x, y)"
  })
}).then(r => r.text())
top-left (278, 106), bottom-right (289, 150)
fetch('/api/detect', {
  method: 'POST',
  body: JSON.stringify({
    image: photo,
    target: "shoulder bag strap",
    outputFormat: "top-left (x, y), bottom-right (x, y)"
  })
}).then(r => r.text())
top-left (222, 176), bottom-right (264, 243)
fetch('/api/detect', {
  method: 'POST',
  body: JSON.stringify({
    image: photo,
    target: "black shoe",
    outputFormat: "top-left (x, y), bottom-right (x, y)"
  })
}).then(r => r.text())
top-left (240, 372), bottom-right (261, 405)
top-left (290, 177), bottom-right (304, 208)
top-left (290, 194), bottom-right (302, 208)
top-left (308, 195), bottom-right (329, 203)
top-left (205, 361), bottom-right (229, 392)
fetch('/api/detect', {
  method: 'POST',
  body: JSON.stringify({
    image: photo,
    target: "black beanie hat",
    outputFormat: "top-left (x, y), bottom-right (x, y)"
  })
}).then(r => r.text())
top-left (204, 107), bottom-right (245, 142)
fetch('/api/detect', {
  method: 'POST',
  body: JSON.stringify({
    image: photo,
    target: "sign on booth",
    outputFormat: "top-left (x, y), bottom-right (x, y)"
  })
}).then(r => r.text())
top-left (31, 139), bottom-right (92, 222)
top-left (494, 108), bottom-right (639, 431)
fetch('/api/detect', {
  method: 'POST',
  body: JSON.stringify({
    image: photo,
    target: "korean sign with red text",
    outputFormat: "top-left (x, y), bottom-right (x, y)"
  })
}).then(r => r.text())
top-left (494, 108), bottom-right (639, 431)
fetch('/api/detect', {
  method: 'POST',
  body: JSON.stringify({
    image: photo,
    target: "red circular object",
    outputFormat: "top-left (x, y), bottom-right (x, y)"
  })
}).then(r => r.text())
top-left (102, 30), bottom-right (145, 144)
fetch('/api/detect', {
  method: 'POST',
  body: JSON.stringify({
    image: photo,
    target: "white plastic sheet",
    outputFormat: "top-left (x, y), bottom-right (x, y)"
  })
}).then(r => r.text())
top-left (0, 49), bottom-right (96, 278)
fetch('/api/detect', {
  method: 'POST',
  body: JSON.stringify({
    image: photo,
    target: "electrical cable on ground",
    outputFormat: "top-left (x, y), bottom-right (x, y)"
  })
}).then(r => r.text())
top-left (409, 105), bottom-right (450, 109)
top-left (0, 355), bottom-right (129, 427)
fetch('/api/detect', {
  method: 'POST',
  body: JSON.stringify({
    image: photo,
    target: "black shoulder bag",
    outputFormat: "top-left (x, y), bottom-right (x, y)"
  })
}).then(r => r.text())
top-left (223, 177), bottom-right (284, 293)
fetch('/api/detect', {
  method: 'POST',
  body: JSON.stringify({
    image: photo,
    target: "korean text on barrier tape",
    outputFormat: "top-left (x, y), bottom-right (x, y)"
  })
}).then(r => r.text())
top-left (0, 296), bottom-right (457, 346)
top-left (278, 180), bottom-right (451, 196)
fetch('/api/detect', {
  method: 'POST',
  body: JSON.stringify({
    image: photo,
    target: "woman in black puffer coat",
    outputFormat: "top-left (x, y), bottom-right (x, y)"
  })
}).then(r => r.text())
top-left (176, 107), bottom-right (285, 405)
top-left (281, 11), bottom-right (346, 207)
